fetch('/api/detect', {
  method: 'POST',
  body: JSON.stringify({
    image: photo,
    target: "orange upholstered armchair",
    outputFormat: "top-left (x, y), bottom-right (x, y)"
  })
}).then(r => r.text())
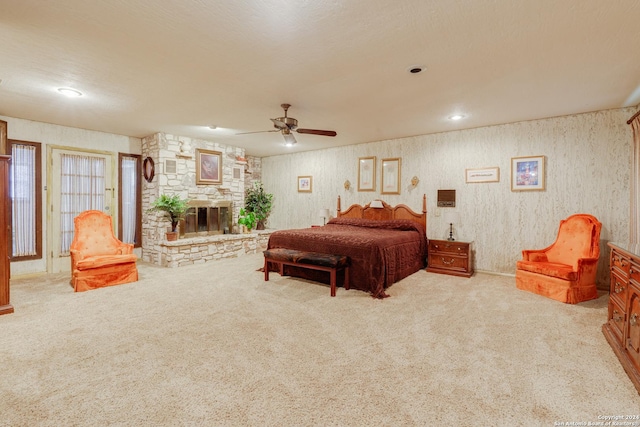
top-left (70, 210), bottom-right (138, 292)
top-left (515, 214), bottom-right (601, 304)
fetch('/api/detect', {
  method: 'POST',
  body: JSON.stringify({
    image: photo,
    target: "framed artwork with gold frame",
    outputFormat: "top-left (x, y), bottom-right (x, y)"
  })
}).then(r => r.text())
top-left (511, 155), bottom-right (545, 191)
top-left (381, 157), bottom-right (401, 195)
top-left (196, 149), bottom-right (222, 185)
top-left (357, 156), bottom-right (376, 191)
top-left (0, 120), bottom-right (7, 155)
top-left (465, 167), bottom-right (500, 183)
top-left (297, 176), bottom-right (312, 192)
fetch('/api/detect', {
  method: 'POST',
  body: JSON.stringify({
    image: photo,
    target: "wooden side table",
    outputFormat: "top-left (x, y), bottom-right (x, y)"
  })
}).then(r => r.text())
top-left (426, 239), bottom-right (474, 278)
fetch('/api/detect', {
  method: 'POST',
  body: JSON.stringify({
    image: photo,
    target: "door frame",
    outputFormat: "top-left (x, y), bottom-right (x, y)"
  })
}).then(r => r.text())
top-left (46, 145), bottom-right (117, 273)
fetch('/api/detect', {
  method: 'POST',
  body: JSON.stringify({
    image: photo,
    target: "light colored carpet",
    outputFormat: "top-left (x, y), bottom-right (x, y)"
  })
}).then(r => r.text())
top-left (0, 253), bottom-right (638, 426)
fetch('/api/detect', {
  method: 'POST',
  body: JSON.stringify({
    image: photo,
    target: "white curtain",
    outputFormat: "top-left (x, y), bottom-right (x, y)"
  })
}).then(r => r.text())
top-left (121, 156), bottom-right (137, 244)
top-left (60, 154), bottom-right (105, 254)
top-left (10, 144), bottom-right (36, 257)
top-left (631, 118), bottom-right (640, 244)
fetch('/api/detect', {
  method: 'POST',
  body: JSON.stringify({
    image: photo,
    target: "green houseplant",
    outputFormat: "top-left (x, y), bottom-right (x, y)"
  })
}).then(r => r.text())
top-left (244, 181), bottom-right (273, 230)
top-left (148, 194), bottom-right (189, 240)
top-left (237, 208), bottom-right (257, 232)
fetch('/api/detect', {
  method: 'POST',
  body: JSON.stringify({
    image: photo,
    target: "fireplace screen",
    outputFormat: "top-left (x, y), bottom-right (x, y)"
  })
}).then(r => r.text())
top-left (180, 200), bottom-right (232, 237)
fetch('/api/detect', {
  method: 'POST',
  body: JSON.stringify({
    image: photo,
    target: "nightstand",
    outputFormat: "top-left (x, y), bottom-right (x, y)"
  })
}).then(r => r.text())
top-left (426, 239), bottom-right (474, 278)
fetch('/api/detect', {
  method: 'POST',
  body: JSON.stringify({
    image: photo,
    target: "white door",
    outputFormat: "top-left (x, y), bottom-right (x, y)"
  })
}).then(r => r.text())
top-left (49, 148), bottom-right (114, 273)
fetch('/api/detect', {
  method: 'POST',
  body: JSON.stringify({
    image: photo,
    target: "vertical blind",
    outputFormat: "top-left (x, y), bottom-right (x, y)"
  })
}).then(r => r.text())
top-left (120, 156), bottom-right (137, 244)
top-left (60, 154), bottom-right (105, 255)
top-left (10, 144), bottom-right (36, 257)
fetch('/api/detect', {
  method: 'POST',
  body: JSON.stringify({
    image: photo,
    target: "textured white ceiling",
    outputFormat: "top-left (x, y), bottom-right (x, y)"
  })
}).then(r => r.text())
top-left (1, 0), bottom-right (639, 157)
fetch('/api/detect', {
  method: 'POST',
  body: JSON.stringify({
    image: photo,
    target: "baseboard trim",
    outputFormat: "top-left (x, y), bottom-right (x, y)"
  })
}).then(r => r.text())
top-left (474, 269), bottom-right (515, 277)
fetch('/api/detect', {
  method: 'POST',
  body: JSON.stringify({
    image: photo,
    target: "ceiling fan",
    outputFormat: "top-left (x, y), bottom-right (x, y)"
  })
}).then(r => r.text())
top-left (238, 103), bottom-right (337, 146)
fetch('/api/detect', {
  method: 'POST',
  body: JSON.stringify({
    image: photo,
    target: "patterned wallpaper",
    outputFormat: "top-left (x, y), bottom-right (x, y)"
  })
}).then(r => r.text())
top-left (261, 108), bottom-right (635, 285)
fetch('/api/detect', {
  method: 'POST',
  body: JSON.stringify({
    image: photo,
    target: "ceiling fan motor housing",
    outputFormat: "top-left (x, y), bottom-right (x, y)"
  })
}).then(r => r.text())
top-left (274, 116), bottom-right (298, 130)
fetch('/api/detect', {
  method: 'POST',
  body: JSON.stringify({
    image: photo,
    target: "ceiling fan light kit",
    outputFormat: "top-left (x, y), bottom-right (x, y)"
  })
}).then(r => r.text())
top-left (282, 128), bottom-right (296, 146)
top-left (238, 103), bottom-right (337, 146)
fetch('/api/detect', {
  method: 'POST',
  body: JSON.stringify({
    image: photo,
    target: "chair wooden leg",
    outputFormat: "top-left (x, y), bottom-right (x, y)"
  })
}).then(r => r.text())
top-left (344, 267), bottom-right (350, 290)
top-left (264, 258), bottom-right (270, 281)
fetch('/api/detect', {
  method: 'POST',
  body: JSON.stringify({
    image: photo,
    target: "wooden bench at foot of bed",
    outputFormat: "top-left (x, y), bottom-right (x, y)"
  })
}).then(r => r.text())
top-left (263, 248), bottom-right (350, 297)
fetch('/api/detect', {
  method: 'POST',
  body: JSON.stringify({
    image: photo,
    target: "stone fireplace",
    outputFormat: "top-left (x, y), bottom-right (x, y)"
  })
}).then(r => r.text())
top-left (141, 132), bottom-right (270, 267)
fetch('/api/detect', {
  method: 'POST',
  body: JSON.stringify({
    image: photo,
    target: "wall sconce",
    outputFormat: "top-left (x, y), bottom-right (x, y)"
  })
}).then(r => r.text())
top-left (344, 180), bottom-right (351, 191)
top-left (411, 176), bottom-right (420, 187)
top-left (318, 208), bottom-right (330, 225)
top-left (370, 200), bottom-right (384, 209)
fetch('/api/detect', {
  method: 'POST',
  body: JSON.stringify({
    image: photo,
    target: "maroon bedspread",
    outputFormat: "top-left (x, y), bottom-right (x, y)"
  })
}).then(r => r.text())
top-left (267, 217), bottom-right (427, 298)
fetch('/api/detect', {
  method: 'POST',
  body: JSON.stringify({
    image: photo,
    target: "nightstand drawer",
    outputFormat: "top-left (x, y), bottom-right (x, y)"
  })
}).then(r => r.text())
top-left (429, 240), bottom-right (469, 256)
top-left (429, 253), bottom-right (468, 271)
top-left (426, 239), bottom-right (473, 278)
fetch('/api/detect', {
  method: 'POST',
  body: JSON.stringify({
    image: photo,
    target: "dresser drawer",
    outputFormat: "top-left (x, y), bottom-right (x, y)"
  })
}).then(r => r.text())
top-left (604, 243), bottom-right (640, 395)
top-left (429, 240), bottom-right (469, 256)
top-left (608, 298), bottom-right (625, 346)
top-left (612, 250), bottom-right (631, 277)
top-left (611, 270), bottom-right (629, 307)
top-left (630, 261), bottom-right (640, 286)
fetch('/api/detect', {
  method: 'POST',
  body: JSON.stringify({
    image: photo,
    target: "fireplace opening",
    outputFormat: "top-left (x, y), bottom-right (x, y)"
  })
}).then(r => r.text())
top-left (179, 200), bottom-right (233, 237)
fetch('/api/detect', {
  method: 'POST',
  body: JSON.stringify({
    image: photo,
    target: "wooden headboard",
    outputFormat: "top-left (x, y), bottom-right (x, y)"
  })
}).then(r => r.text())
top-left (337, 195), bottom-right (427, 231)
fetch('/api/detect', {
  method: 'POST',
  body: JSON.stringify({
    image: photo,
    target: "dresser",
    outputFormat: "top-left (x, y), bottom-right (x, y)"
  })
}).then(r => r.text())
top-left (0, 156), bottom-right (13, 315)
top-left (426, 239), bottom-right (473, 278)
top-left (602, 242), bottom-right (640, 394)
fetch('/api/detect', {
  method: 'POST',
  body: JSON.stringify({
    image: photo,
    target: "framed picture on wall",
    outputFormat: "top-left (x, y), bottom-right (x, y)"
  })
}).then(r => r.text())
top-left (0, 120), bottom-right (7, 155)
top-left (511, 155), bottom-right (545, 191)
top-left (357, 156), bottom-right (376, 191)
top-left (196, 149), bottom-right (222, 185)
top-left (465, 167), bottom-right (500, 183)
top-left (298, 176), bottom-right (312, 192)
top-left (381, 157), bottom-right (401, 194)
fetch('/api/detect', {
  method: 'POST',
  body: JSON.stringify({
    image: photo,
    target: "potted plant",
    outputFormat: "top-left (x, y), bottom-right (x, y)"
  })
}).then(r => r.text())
top-left (148, 194), bottom-right (189, 241)
top-left (238, 208), bottom-right (257, 233)
top-left (244, 181), bottom-right (273, 230)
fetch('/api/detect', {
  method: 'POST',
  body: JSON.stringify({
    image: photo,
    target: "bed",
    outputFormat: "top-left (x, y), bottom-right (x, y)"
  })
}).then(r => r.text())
top-left (266, 195), bottom-right (427, 298)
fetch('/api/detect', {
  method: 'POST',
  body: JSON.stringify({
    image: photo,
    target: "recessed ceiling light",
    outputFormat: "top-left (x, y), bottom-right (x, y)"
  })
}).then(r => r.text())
top-left (449, 114), bottom-right (465, 121)
top-left (407, 65), bottom-right (425, 74)
top-left (57, 87), bottom-right (83, 97)
top-left (208, 125), bottom-right (217, 130)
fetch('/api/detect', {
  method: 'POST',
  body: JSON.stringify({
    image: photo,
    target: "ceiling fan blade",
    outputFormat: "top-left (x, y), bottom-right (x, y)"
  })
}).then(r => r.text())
top-left (296, 128), bottom-right (337, 137)
top-left (236, 129), bottom-right (279, 135)
top-left (282, 131), bottom-right (297, 146)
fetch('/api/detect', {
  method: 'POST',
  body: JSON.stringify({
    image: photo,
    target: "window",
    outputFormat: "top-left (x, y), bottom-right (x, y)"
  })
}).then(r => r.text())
top-left (9, 140), bottom-right (42, 260)
top-left (118, 153), bottom-right (141, 247)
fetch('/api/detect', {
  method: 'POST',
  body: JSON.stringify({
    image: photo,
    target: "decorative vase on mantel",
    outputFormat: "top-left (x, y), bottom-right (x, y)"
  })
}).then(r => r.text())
top-left (166, 231), bottom-right (178, 241)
